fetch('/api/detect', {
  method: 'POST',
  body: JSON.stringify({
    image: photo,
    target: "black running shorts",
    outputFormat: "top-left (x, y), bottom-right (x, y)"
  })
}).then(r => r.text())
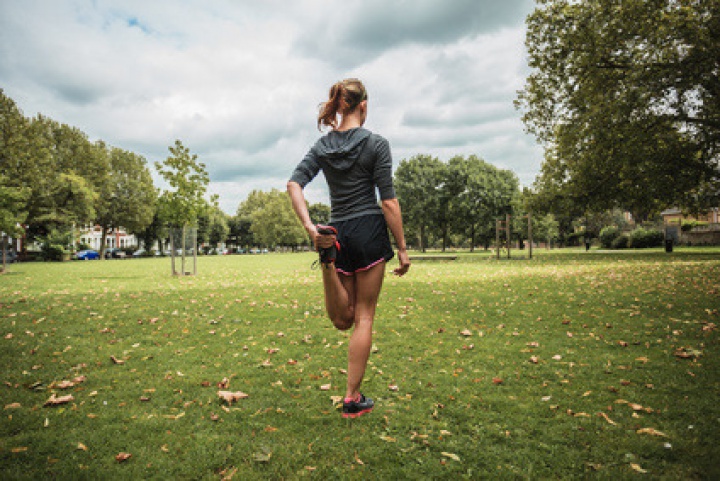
top-left (331, 214), bottom-right (394, 276)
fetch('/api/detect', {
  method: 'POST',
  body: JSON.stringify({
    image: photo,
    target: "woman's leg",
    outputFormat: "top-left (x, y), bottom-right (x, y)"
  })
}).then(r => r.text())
top-left (321, 266), bottom-right (355, 330)
top-left (345, 262), bottom-right (385, 400)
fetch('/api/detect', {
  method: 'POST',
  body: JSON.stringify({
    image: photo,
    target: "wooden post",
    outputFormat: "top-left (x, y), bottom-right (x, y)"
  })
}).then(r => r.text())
top-left (527, 212), bottom-right (533, 260)
top-left (506, 214), bottom-right (511, 259)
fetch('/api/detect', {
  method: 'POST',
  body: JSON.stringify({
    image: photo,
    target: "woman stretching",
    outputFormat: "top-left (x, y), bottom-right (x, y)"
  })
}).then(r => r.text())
top-left (287, 78), bottom-right (411, 418)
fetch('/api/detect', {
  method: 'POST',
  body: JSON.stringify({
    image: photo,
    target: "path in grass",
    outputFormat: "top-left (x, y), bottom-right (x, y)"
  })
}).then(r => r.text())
top-left (1, 249), bottom-right (718, 479)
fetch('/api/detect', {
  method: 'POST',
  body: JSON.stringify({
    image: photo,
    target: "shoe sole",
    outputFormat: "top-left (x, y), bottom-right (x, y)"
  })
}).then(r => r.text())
top-left (342, 407), bottom-right (373, 418)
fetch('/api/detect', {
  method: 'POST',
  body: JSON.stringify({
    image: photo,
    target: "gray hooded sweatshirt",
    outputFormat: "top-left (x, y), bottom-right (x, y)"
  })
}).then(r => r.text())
top-left (289, 127), bottom-right (396, 222)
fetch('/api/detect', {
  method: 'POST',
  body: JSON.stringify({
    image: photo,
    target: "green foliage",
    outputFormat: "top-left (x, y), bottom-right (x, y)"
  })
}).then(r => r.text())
top-left (629, 228), bottom-right (665, 249)
top-left (612, 233), bottom-right (630, 249)
top-left (155, 140), bottom-right (209, 229)
top-left (518, 0), bottom-right (720, 219)
top-left (599, 226), bottom-right (621, 248)
top-left (240, 189), bottom-right (306, 247)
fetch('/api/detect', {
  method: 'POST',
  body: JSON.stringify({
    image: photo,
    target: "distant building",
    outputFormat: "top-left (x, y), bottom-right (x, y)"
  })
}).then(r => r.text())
top-left (661, 207), bottom-right (719, 225)
top-left (79, 226), bottom-right (139, 250)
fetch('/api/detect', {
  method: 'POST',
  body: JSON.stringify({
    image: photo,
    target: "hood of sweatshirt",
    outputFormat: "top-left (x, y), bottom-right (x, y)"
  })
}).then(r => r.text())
top-left (313, 127), bottom-right (371, 171)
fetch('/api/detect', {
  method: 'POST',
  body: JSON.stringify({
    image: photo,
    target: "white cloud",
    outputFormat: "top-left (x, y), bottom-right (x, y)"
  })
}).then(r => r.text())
top-left (0, 0), bottom-right (543, 214)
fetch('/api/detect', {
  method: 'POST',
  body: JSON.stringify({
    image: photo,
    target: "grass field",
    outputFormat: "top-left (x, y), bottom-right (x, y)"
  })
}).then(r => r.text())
top-left (1, 248), bottom-right (719, 480)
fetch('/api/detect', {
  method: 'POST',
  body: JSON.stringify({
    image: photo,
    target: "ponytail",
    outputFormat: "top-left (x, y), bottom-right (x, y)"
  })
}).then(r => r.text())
top-left (317, 78), bottom-right (367, 131)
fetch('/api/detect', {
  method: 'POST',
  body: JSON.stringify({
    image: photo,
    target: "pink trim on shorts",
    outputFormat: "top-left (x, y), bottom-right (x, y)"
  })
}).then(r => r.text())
top-left (336, 258), bottom-right (386, 276)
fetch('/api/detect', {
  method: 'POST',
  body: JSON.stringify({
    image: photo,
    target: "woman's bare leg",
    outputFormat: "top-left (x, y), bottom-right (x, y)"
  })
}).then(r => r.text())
top-left (321, 265), bottom-right (355, 330)
top-left (344, 262), bottom-right (385, 400)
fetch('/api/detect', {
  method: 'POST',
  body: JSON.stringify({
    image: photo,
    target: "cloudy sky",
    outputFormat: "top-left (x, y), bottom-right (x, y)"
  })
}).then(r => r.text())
top-left (0, 0), bottom-right (543, 214)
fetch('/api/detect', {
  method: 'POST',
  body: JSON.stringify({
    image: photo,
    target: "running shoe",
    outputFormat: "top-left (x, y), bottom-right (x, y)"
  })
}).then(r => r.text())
top-left (316, 224), bottom-right (340, 266)
top-left (342, 393), bottom-right (374, 418)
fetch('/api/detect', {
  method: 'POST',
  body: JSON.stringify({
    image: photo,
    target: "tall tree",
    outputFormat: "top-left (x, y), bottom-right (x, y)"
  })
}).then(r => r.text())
top-left (95, 146), bottom-right (156, 258)
top-left (155, 140), bottom-right (210, 275)
top-left (0, 175), bottom-right (29, 271)
top-left (518, 0), bottom-right (720, 219)
top-left (394, 155), bottom-right (446, 252)
top-left (242, 189), bottom-right (306, 249)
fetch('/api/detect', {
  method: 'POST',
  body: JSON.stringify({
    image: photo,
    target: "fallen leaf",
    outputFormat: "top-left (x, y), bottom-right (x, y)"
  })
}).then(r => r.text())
top-left (460, 329), bottom-right (472, 337)
top-left (115, 452), bottom-right (132, 462)
top-left (319, 384), bottom-right (331, 391)
top-left (77, 443), bottom-right (88, 451)
top-left (598, 412), bottom-right (617, 425)
top-left (218, 391), bottom-right (249, 404)
top-left (354, 451), bottom-right (364, 465)
top-left (637, 427), bottom-right (667, 437)
top-left (110, 356), bottom-right (125, 365)
top-left (11, 447), bottom-right (28, 453)
top-left (630, 463), bottom-right (647, 474)
top-left (5, 403), bottom-right (21, 409)
top-left (388, 384), bottom-right (399, 391)
top-left (43, 394), bottom-right (74, 407)
top-left (529, 356), bottom-right (539, 364)
top-left (217, 377), bottom-right (230, 388)
top-left (492, 377), bottom-right (503, 385)
top-left (441, 452), bottom-right (461, 462)
top-left (380, 435), bottom-right (396, 443)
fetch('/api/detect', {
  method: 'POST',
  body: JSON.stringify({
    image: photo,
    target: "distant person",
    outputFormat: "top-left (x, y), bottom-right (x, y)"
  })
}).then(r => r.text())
top-left (287, 78), bottom-right (411, 418)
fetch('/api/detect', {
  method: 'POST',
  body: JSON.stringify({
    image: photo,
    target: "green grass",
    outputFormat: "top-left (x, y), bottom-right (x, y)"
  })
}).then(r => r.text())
top-left (1, 248), bottom-right (719, 480)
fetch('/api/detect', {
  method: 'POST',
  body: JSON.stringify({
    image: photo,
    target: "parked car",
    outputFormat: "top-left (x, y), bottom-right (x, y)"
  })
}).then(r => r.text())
top-left (76, 249), bottom-right (100, 260)
top-left (105, 248), bottom-right (127, 259)
top-left (2, 250), bottom-right (18, 263)
top-left (132, 248), bottom-right (159, 258)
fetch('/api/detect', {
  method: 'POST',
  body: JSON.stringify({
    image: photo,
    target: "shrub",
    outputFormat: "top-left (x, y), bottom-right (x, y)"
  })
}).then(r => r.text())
top-left (629, 228), bottom-right (664, 248)
top-left (41, 244), bottom-right (66, 261)
top-left (611, 234), bottom-right (629, 249)
top-left (599, 226), bottom-right (620, 248)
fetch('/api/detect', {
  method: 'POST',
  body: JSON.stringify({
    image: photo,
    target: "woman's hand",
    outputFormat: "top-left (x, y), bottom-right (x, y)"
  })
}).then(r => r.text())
top-left (312, 228), bottom-right (336, 251)
top-left (393, 249), bottom-right (411, 276)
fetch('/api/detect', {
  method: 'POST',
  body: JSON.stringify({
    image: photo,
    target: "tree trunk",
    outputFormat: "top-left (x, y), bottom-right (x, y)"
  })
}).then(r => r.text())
top-left (99, 227), bottom-right (109, 260)
top-left (470, 224), bottom-right (476, 252)
top-left (171, 232), bottom-right (177, 276)
top-left (181, 225), bottom-right (187, 275)
top-left (1, 235), bottom-right (7, 273)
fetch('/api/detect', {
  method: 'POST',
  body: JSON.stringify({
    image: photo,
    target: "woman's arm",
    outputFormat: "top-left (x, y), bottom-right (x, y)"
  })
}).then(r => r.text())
top-left (381, 198), bottom-right (411, 276)
top-left (287, 181), bottom-right (322, 249)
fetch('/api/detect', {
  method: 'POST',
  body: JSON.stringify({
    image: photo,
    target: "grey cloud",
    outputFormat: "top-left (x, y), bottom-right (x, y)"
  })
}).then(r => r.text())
top-left (294, 0), bottom-right (533, 67)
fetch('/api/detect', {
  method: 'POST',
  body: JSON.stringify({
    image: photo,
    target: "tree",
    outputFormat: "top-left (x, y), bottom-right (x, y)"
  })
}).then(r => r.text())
top-left (155, 140), bottom-right (210, 275)
top-left (447, 155), bottom-right (519, 251)
top-left (95, 146), bottom-right (156, 258)
top-left (517, 0), bottom-right (720, 219)
top-left (394, 155), bottom-right (446, 252)
top-left (308, 202), bottom-right (330, 227)
top-left (0, 175), bottom-right (29, 272)
top-left (240, 189), bottom-right (306, 249)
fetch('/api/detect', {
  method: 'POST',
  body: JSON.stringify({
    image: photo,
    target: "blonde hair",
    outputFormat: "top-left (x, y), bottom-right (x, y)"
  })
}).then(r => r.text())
top-left (317, 78), bottom-right (368, 130)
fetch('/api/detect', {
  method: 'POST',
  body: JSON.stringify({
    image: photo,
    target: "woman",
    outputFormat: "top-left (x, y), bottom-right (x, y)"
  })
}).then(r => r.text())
top-left (287, 78), bottom-right (411, 418)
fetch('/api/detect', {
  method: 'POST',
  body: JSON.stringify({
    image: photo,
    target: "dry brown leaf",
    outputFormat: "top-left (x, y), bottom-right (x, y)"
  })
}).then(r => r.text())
top-left (630, 463), bottom-right (647, 473)
top-left (460, 329), bottom-right (472, 337)
top-left (598, 412), bottom-right (617, 425)
top-left (115, 452), bottom-right (132, 462)
top-left (43, 394), bottom-right (74, 407)
top-left (217, 377), bottom-right (230, 388)
top-left (55, 380), bottom-right (75, 389)
top-left (11, 447), bottom-right (28, 453)
top-left (217, 390), bottom-right (249, 404)
top-left (441, 452), bottom-right (461, 462)
top-left (77, 442), bottom-right (88, 451)
top-left (319, 384), bottom-right (331, 391)
top-left (492, 377), bottom-right (503, 385)
top-left (5, 403), bottom-right (21, 409)
top-left (637, 427), bottom-right (667, 437)
top-left (110, 356), bottom-right (125, 365)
